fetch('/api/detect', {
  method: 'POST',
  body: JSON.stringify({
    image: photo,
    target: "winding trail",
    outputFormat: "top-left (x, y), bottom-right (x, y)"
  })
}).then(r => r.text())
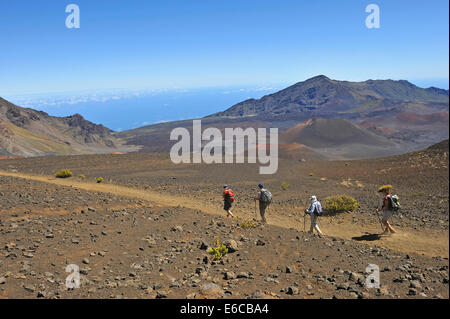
top-left (1, 170), bottom-right (448, 258)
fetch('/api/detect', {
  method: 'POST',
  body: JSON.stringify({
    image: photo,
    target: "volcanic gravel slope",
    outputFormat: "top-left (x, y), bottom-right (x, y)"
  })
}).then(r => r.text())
top-left (0, 142), bottom-right (448, 299)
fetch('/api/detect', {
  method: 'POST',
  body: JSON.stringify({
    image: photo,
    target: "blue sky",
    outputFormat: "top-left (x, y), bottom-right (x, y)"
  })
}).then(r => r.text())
top-left (0, 0), bottom-right (448, 96)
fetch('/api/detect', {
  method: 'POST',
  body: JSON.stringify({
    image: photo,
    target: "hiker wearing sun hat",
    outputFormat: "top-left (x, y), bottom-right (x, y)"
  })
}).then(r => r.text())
top-left (376, 185), bottom-right (397, 234)
top-left (304, 195), bottom-right (323, 235)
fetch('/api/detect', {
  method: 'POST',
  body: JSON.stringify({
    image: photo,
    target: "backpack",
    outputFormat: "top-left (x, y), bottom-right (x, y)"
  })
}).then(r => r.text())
top-left (224, 189), bottom-right (235, 203)
top-left (388, 194), bottom-right (400, 211)
top-left (260, 189), bottom-right (272, 204)
top-left (313, 202), bottom-right (323, 216)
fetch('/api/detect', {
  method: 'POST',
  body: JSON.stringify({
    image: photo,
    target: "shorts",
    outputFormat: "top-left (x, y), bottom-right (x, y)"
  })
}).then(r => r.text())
top-left (224, 201), bottom-right (232, 211)
top-left (382, 210), bottom-right (393, 220)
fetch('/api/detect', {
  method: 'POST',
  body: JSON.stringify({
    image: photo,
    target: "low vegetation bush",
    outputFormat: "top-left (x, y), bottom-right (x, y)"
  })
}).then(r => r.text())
top-left (280, 182), bottom-right (289, 191)
top-left (96, 177), bottom-right (104, 183)
top-left (55, 169), bottom-right (73, 178)
top-left (324, 195), bottom-right (359, 214)
top-left (208, 237), bottom-right (228, 260)
top-left (240, 219), bottom-right (257, 229)
top-left (78, 174), bottom-right (85, 180)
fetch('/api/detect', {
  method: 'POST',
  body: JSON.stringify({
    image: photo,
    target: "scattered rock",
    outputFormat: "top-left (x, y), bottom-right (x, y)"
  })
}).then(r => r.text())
top-left (409, 280), bottom-right (421, 289)
top-left (224, 272), bottom-right (236, 280)
top-left (224, 239), bottom-right (239, 253)
top-left (23, 284), bottom-right (36, 293)
top-left (408, 288), bottom-right (417, 296)
top-left (286, 286), bottom-right (299, 295)
top-left (256, 240), bottom-right (265, 246)
top-left (198, 283), bottom-right (224, 298)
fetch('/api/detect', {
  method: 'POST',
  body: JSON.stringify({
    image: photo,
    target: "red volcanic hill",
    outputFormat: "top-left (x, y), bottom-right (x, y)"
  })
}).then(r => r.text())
top-left (396, 112), bottom-right (449, 125)
top-left (280, 118), bottom-right (394, 148)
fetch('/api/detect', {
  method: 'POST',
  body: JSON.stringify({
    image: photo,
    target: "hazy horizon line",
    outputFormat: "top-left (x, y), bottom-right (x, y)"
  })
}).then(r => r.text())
top-left (3, 76), bottom-right (449, 99)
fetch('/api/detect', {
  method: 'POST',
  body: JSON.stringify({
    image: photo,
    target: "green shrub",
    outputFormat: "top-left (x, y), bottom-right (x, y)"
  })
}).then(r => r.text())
top-left (55, 169), bottom-right (73, 178)
top-left (78, 174), bottom-right (86, 180)
top-left (240, 219), bottom-right (257, 229)
top-left (309, 172), bottom-right (314, 176)
top-left (96, 177), bottom-right (104, 183)
top-left (324, 195), bottom-right (359, 214)
top-left (281, 182), bottom-right (289, 191)
top-left (208, 237), bottom-right (228, 260)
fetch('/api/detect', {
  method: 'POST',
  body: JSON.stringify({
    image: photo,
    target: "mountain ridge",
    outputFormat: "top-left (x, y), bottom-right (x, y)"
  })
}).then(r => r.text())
top-left (209, 76), bottom-right (448, 118)
top-left (0, 97), bottom-right (138, 156)
top-left (2, 75), bottom-right (448, 159)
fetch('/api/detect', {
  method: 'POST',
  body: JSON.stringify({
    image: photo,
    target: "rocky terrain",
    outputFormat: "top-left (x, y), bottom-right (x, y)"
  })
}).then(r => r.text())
top-left (0, 140), bottom-right (448, 299)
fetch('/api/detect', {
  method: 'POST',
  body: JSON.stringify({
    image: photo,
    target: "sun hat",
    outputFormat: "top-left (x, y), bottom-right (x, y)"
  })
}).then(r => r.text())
top-left (378, 185), bottom-right (392, 192)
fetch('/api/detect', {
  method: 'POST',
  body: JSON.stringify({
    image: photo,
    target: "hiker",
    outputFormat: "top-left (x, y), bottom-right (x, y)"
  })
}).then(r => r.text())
top-left (376, 185), bottom-right (397, 234)
top-left (304, 195), bottom-right (323, 235)
top-left (254, 184), bottom-right (272, 224)
top-left (223, 185), bottom-right (235, 218)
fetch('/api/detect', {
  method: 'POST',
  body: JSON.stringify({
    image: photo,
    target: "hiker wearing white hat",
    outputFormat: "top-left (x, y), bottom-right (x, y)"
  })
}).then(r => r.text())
top-left (304, 195), bottom-right (323, 235)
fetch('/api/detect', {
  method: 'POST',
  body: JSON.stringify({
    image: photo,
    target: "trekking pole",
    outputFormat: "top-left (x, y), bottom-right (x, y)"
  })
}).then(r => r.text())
top-left (303, 212), bottom-right (306, 232)
top-left (303, 198), bottom-right (309, 232)
top-left (375, 209), bottom-right (384, 232)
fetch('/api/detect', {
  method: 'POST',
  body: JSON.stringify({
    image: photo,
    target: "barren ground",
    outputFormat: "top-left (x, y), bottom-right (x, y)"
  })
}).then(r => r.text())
top-left (0, 146), bottom-right (448, 299)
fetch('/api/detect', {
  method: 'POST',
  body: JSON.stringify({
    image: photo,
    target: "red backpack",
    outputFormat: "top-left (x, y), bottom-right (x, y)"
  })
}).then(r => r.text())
top-left (224, 188), bottom-right (235, 203)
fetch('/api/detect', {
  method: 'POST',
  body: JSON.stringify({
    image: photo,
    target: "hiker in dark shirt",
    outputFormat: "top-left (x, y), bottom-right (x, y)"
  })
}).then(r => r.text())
top-left (254, 184), bottom-right (272, 224)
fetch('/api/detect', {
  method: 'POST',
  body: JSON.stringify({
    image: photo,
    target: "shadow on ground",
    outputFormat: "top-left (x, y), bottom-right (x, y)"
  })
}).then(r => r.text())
top-left (352, 233), bottom-right (382, 241)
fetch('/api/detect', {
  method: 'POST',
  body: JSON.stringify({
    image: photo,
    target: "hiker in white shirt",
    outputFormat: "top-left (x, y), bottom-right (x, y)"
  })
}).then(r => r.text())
top-left (305, 195), bottom-right (323, 235)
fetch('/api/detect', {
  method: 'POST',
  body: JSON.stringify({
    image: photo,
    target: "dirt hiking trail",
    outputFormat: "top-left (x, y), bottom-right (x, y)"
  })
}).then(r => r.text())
top-left (1, 170), bottom-right (448, 258)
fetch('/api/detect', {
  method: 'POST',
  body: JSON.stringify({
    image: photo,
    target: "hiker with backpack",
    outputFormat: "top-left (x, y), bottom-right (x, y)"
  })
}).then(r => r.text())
top-left (254, 184), bottom-right (272, 224)
top-left (223, 185), bottom-right (236, 218)
top-left (304, 195), bottom-right (323, 235)
top-left (376, 185), bottom-right (398, 234)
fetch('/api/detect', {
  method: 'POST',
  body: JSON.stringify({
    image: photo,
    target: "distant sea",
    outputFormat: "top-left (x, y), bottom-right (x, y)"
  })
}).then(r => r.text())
top-left (6, 86), bottom-right (279, 132)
